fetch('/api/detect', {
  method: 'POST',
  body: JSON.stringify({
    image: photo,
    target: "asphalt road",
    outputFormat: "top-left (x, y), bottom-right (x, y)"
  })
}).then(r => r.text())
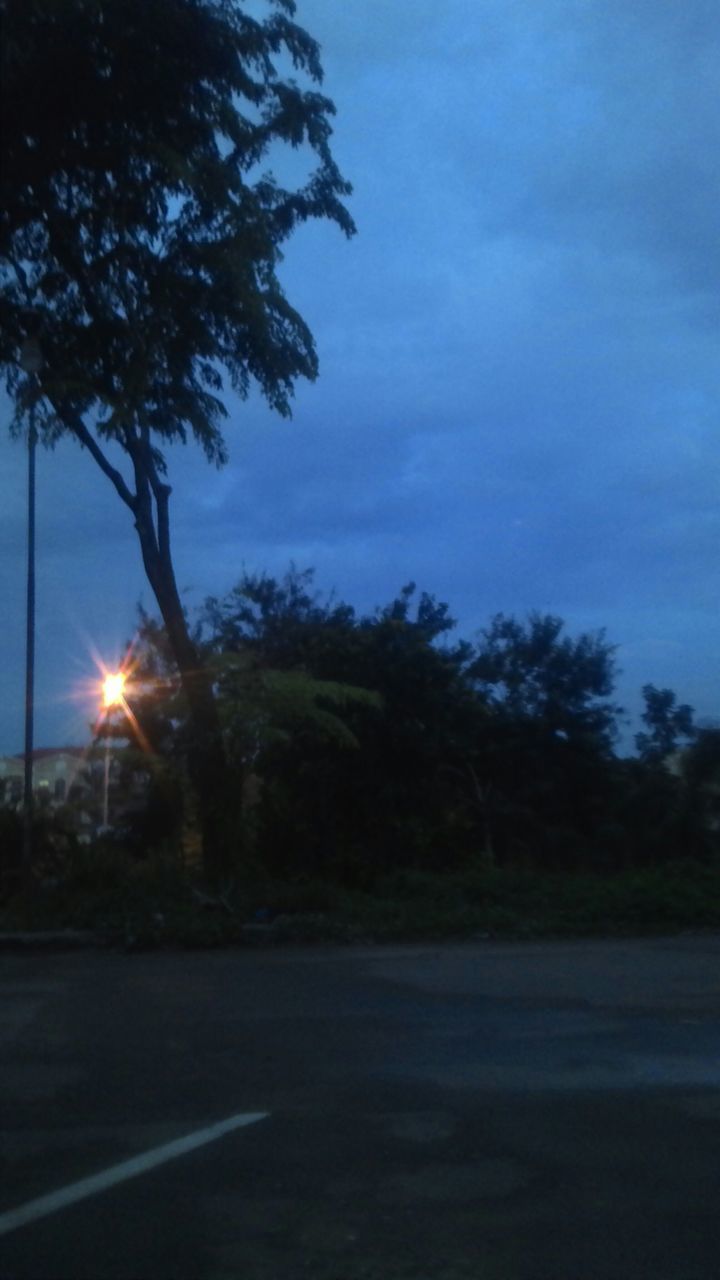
top-left (2, 935), bottom-right (720, 1279)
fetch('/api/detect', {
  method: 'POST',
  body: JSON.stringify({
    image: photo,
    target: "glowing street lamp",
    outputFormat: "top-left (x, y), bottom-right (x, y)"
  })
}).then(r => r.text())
top-left (101, 671), bottom-right (125, 831)
top-left (103, 671), bottom-right (126, 710)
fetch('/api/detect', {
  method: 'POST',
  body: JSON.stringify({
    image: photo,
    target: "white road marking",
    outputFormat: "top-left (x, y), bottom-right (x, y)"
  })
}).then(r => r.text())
top-left (0, 1110), bottom-right (269, 1236)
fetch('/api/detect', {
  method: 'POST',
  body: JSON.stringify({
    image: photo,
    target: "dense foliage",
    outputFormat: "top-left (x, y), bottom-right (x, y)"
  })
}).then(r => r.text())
top-left (117, 568), bottom-right (720, 885)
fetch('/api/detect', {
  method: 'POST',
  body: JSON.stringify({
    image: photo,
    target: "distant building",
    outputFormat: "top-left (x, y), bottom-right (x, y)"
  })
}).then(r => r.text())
top-left (0, 746), bottom-right (151, 839)
top-left (0, 747), bottom-right (90, 808)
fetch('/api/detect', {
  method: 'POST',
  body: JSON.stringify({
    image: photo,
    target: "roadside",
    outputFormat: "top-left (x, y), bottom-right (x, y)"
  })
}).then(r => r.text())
top-left (2, 851), bottom-right (720, 950)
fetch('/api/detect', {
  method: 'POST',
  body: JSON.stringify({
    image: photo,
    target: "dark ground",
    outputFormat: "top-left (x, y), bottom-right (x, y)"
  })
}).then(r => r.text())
top-left (2, 935), bottom-right (720, 1279)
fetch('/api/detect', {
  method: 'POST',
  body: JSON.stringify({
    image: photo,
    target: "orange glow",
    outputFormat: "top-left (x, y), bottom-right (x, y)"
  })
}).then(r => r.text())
top-left (102, 671), bottom-right (126, 708)
top-left (60, 632), bottom-right (154, 757)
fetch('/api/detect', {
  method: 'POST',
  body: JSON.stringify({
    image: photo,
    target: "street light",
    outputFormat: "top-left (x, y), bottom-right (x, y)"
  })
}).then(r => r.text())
top-left (103, 672), bottom-right (126, 710)
top-left (19, 336), bottom-right (43, 888)
top-left (101, 671), bottom-right (126, 831)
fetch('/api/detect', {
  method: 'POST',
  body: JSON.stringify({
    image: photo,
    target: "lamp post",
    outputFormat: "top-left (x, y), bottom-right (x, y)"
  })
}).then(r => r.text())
top-left (20, 336), bottom-right (43, 889)
top-left (101, 672), bottom-right (125, 832)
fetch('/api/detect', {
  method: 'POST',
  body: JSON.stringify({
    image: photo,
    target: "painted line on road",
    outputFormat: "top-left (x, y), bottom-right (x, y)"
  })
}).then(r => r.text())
top-left (0, 1110), bottom-right (269, 1236)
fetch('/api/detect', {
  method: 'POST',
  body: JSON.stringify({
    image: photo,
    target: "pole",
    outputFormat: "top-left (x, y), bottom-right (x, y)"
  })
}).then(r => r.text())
top-left (22, 401), bottom-right (36, 889)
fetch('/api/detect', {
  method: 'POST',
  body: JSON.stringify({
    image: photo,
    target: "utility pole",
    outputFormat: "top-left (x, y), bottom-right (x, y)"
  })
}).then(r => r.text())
top-left (20, 337), bottom-right (43, 890)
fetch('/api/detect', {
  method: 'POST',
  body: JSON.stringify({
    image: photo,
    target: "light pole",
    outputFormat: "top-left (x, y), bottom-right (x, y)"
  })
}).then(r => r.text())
top-left (20, 336), bottom-right (43, 889)
top-left (101, 672), bottom-right (125, 832)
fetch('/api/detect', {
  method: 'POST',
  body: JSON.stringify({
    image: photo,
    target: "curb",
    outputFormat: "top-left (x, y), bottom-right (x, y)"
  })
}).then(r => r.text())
top-left (0, 930), bottom-right (109, 950)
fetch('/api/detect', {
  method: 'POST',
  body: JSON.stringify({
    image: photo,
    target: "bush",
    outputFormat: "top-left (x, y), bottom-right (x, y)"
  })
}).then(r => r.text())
top-left (2, 845), bottom-right (720, 947)
top-left (0, 809), bottom-right (22, 899)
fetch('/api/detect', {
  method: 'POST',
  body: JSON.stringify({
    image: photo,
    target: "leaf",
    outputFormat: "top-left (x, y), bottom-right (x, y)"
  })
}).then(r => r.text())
top-left (211, 653), bottom-right (381, 756)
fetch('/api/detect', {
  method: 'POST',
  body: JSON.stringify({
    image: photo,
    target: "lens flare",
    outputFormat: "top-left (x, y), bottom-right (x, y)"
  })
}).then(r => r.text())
top-left (102, 671), bottom-right (126, 708)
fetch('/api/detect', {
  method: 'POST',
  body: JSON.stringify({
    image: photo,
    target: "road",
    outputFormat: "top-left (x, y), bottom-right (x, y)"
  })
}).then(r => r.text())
top-left (2, 935), bottom-right (720, 1279)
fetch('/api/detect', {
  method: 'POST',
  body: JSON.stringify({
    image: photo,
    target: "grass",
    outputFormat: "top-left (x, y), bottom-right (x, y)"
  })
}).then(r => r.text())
top-left (2, 847), bottom-right (720, 948)
top-left (332, 860), bottom-right (720, 942)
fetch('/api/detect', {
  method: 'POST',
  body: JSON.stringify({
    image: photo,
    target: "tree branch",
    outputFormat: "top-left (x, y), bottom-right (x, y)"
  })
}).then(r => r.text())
top-left (126, 427), bottom-right (155, 535)
top-left (142, 430), bottom-right (173, 564)
top-left (50, 400), bottom-right (137, 512)
top-left (7, 253), bottom-right (33, 305)
top-left (154, 480), bottom-right (172, 565)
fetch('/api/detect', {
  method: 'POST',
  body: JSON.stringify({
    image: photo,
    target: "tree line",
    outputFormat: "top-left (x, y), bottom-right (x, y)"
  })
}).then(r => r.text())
top-left (115, 567), bottom-right (720, 885)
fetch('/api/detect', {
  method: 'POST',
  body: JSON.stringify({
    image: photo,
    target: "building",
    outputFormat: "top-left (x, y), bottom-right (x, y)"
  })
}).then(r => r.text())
top-left (0, 747), bottom-right (91, 809)
top-left (0, 747), bottom-right (151, 840)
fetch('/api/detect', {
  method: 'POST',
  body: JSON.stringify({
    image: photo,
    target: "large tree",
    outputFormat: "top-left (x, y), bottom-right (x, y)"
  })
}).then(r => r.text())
top-left (469, 612), bottom-right (621, 750)
top-left (204, 571), bottom-right (483, 877)
top-left (0, 0), bottom-right (354, 879)
top-left (467, 613), bottom-right (623, 866)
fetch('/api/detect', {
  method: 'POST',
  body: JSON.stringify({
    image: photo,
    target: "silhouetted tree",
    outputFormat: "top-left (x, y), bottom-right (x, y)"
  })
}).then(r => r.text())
top-left (0, 0), bottom-right (354, 880)
top-left (469, 613), bottom-right (621, 748)
top-left (635, 684), bottom-right (696, 763)
top-left (678, 727), bottom-right (720, 850)
top-left (466, 614), bottom-right (623, 867)
top-left (118, 567), bottom-right (715, 880)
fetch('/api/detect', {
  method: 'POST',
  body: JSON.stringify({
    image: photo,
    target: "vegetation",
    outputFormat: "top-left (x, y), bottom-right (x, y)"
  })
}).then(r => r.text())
top-left (1, 3), bottom-right (717, 940)
top-left (4, 850), bottom-right (720, 949)
top-left (191, 568), bottom-right (719, 882)
top-left (3, 566), bottom-right (717, 947)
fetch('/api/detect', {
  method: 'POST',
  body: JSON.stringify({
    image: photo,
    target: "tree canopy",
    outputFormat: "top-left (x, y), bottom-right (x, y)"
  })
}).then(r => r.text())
top-left (1, 0), bottom-right (354, 451)
top-left (82, 565), bottom-right (719, 879)
top-left (635, 684), bottom-right (696, 763)
top-left (469, 612), bottom-right (621, 751)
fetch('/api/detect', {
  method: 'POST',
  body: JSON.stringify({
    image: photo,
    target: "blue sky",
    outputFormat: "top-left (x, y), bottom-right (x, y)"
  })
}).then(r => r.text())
top-left (1, 0), bottom-right (719, 752)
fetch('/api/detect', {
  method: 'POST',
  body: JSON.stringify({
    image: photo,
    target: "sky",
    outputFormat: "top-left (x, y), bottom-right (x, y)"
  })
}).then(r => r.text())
top-left (1, 0), bottom-right (719, 754)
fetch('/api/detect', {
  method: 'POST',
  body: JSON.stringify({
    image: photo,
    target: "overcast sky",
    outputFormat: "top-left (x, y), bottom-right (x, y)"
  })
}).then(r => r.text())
top-left (1, 0), bottom-right (719, 754)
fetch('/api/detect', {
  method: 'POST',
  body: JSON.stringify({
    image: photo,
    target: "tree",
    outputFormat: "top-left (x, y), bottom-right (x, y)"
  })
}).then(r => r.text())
top-left (204, 570), bottom-right (483, 876)
top-left (469, 612), bottom-right (621, 750)
top-left (127, 577), bottom-right (382, 876)
top-left (204, 564), bottom-right (357, 673)
top-left (467, 614), bottom-right (623, 867)
top-left (681, 727), bottom-right (720, 848)
top-left (635, 685), bottom-right (696, 764)
top-left (0, 0), bottom-right (354, 880)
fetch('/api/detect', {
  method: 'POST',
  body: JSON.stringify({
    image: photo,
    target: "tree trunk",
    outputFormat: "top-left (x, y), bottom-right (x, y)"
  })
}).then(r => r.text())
top-left (59, 410), bottom-right (239, 882)
top-left (467, 763), bottom-right (496, 866)
top-left (133, 475), bottom-right (237, 885)
top-left (155, 576), bottom-right (234, 885)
